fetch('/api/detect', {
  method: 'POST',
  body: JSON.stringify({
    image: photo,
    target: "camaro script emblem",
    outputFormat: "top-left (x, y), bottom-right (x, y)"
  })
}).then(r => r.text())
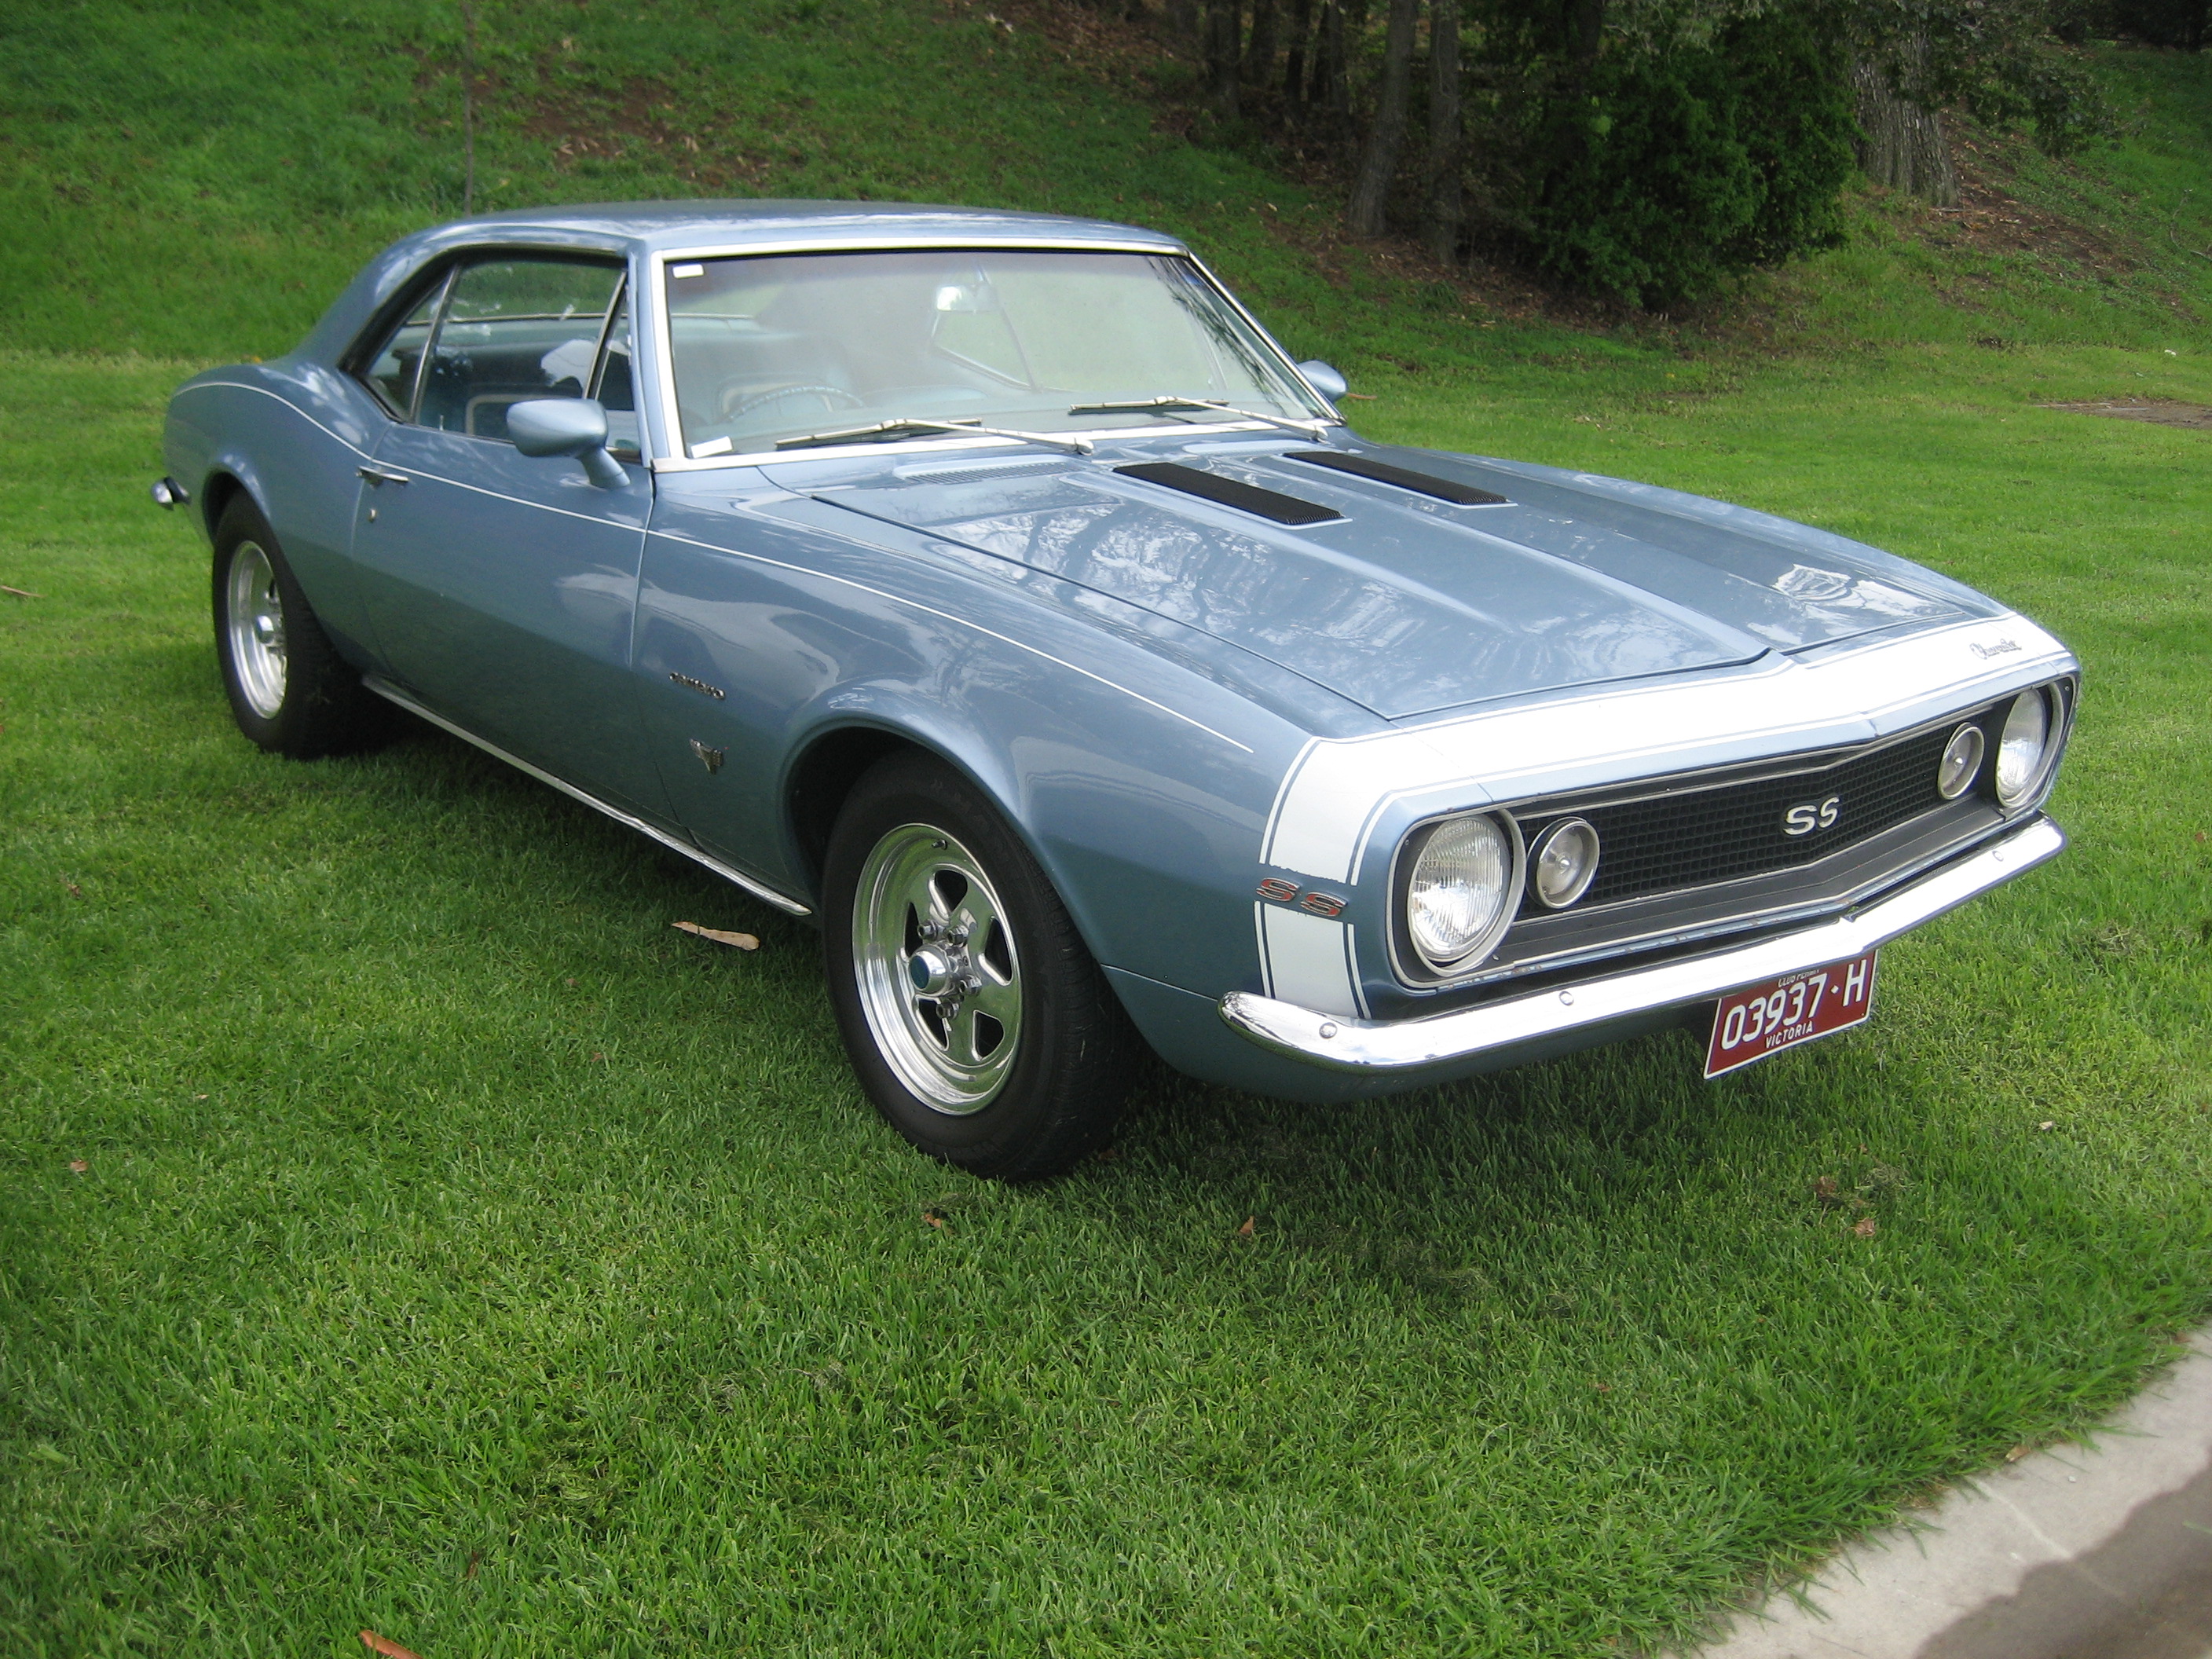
top-left (1783, 795), bottom-right (1841, 837)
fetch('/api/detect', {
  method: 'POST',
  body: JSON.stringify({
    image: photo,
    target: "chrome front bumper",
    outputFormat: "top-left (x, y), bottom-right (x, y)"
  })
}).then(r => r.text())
top-left (1219, 816), bottom-right (2065, 1075)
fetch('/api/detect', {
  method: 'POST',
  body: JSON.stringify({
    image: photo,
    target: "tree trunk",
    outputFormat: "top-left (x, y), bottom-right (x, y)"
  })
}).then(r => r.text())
top-left (1852, 50), bottom-right (1959, 207)
top-left (1246, 0), bottom-right (1280, 98)
top-left (1283, 0), bottom-right (1312, 108)
top-left (1424, 0), bottom-right (1463, 262)
top-left (1203, 0), bottom-right (1241, 115)
top-left (1346, 0), bottom-right (1419, 236)
top-left (1315, 0), bottom-right (1350, 118)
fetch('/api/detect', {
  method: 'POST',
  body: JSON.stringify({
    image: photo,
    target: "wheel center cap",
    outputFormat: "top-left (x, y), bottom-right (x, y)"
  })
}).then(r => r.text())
top-left (907, 947), bottom-right (958, 997)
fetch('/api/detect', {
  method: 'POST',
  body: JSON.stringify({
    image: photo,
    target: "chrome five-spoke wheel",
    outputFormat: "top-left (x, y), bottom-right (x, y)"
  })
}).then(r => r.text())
top-left (851, 822), bottom-right (1023, 1114)
top-left (225, 539), bottom-right (288, 719)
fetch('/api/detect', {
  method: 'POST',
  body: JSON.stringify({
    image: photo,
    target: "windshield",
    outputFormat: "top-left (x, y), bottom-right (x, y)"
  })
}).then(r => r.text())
top-left (661, 248), bottom-right (1331, 459)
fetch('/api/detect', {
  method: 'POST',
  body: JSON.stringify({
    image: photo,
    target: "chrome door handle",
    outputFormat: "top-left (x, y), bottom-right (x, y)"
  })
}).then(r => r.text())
top-left (356, 464), bottom-right (411, 486)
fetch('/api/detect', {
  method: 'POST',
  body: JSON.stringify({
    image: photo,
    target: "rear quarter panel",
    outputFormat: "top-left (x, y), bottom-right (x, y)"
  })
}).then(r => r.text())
top-left (163, 360), bottom-right (390, 668)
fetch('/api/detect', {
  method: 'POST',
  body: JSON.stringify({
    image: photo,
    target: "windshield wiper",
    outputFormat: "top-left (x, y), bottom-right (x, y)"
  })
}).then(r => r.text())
top-left (1065, 396), bottom-right (1332, 441)
top-left (774, 417), bottom-right (1092, 456)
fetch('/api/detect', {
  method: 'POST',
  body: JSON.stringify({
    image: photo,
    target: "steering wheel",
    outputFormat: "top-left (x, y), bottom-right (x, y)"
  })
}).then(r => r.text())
top-left (722, 383), bottom-right (866, 421)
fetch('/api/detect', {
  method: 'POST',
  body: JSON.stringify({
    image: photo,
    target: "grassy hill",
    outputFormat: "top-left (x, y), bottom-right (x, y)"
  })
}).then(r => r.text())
top-left (3, 5), bottom-right (2210, 1657)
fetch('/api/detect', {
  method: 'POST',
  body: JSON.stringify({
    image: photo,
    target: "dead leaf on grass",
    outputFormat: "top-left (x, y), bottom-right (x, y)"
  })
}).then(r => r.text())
top-left (1236, 1215), bottom-right (1256, 1237)
top-left (63, 881), bottom-right (81, 898)
top-left (1593, 1381), bottom-right (1613, 1393)
top-left (1812, 1175), bottom-right (1840, 1203)
top-left (1, 584), bottom-right (43, 599)
top-left (360, 1633), bottom-right (423, 1659)
top-left (2005, 1443), bottom-right (2033, 1462)
top-left (68, 1159), bottom-right (86, 1174)
top-left (1853, 1216), bottom-right (1879, 1240)
top-left (2038, 1120), bottom-right (2056, 1131)
top-left (922, 1208), bottom-right (947, 1229)
top-left (672, 921), bottom-right (759, 950)
top-left (466, 1550), bottom-right (480, 1579)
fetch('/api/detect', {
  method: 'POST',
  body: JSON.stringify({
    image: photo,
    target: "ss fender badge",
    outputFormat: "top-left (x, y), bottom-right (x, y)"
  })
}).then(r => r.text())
top-left (1783, 794), bottom-right (1841, 837)
top-left (1257, 877), bottom-right (1346, 917)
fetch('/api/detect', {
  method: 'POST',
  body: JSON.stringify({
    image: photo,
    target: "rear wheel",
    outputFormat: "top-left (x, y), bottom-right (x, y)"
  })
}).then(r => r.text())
top-left (823, 753), bottom-right (1137, 1180)
top-left (212, 496), bottom-right (384, 757)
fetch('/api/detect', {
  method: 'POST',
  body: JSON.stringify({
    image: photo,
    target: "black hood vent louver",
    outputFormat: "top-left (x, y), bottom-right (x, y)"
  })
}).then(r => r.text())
top-left (1114, 462), bottom-right (1344, 526)
top-left (1287, 449), bottom-right (1510, 506)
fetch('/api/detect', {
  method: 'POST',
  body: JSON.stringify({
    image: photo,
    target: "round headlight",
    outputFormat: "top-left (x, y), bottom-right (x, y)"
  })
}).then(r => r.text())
top-left (1936, 723), bottom-right (1985, 800)
top-left (1530, 818), bottom-right (1602, 909)
top-left (1995, 689), bottom-right (2052, 806)
top-left (1405, 814), bottom-right (1519, 971)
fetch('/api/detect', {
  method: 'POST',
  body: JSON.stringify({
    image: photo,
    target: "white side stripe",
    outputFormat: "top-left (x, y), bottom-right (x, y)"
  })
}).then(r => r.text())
top-left (1258, 906), bottom-right (1362, 1016)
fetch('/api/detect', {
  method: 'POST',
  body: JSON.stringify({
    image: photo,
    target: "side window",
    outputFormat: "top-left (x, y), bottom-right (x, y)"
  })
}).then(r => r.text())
top-left (589, 284), bottom-right (639, 457)
top-left (416, 258), bottom-right (622, 442)
top-left (361, 281), bottom-right (446, 418)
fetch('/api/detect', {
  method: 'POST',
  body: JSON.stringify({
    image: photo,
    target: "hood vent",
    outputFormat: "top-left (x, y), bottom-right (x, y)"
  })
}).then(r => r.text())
top-left (1114, 462), bottom-right (1343, 526)
top-left (1287, 449), bottom-right (1509, 506)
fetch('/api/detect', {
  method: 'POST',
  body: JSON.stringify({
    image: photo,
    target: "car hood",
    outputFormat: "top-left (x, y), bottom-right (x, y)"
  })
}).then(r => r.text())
top-left (774, 440), bottom-right (1989, 721)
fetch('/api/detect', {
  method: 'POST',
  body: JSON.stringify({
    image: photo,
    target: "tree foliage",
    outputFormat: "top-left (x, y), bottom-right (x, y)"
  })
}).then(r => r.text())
top-left (1125, 0), bottom-right (2159, 307)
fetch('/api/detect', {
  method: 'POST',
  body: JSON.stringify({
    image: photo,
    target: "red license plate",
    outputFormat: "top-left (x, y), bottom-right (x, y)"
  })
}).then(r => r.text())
top-left (1705, 950), bottom-right (1877, 1079)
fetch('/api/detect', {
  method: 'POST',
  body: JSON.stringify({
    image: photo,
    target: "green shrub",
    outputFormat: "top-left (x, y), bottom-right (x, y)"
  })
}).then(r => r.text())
top-left (1519, 13), bottom-right (1857, 307)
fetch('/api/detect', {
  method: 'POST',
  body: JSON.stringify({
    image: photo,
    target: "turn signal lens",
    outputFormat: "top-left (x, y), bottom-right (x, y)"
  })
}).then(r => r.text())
top-left (1530, 818), bottom-right (1602, 909)
top-left (1936, 723), bottom-right (1985, 800)
top-left (1995, 689), bottom-right (2052, 807)
top-left (1406, 814), bottom-right (1518, 971)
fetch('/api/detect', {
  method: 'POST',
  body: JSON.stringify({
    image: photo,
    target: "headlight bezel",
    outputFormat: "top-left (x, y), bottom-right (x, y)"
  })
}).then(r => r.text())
top-left (1390, 810), bottom-right (1526, 980)
top-left (1993, 683), bottom-right (2064, 809)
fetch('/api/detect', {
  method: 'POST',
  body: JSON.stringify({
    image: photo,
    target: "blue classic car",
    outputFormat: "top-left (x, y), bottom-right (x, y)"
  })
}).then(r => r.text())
top-left (158, 200), bottom-right (2077, 1177)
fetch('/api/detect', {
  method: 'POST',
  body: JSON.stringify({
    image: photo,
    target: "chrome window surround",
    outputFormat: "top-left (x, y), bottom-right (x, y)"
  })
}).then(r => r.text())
top-left (1385, 676), bottom-right (2077, 992)
top-left (643, 238), bottom-right (1342, 473)
top-left (1387, 811), bottom-right (1528, 980)
top-left (343, 251), bottom-right (629, 431)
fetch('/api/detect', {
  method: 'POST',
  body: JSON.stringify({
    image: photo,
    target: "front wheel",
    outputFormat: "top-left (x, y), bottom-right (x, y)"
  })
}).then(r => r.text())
top-left (822, 753), bottom-right (1137, 1181)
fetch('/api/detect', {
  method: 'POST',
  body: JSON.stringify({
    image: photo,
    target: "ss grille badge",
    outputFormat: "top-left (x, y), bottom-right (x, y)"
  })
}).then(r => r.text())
top-left (688, 739), bottom-right (727, 775)
top-left (1782, 794), bottom-right (1841, 837)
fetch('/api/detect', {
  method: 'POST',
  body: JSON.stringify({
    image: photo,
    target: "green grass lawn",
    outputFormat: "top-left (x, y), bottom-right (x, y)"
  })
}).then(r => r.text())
top-left (4, 342), bottom-right (2208, 1657)
top-left (5, 1), bottom-right (2212, 1654)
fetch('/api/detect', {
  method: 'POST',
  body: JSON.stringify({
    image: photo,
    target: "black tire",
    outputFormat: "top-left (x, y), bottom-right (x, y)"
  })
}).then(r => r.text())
top-left (822, 751), bottom-right (1137, 1181)
top-left (211, 495), bottom-right (385, 758)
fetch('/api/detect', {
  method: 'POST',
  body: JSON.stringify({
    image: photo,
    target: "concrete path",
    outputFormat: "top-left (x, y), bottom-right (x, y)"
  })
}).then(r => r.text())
top-left (1695, 1330), bottom-right (2212, 1659)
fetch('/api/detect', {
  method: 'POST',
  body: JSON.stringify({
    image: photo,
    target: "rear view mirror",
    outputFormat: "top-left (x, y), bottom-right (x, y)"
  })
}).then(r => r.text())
top-left (508, 398), bottom-right (627, 488)
top-left (1297, 361), bottom-right (1349, 401)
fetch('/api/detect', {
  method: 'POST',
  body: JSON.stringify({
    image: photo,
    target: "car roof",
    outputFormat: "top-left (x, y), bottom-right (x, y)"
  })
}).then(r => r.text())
top-left (295, 199), bottom-right (1187, 361)
top-left (455, 198), bottom-right (1183, 255)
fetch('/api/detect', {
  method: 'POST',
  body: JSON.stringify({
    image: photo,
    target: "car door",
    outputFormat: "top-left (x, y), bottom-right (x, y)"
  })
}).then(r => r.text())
top-left (350, 254), bottom-right (665, 816)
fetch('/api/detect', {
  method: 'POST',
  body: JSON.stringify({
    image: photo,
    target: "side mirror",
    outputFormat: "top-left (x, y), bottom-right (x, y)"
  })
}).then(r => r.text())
top-left (1296, 360), bottom-right (1349, 401)
top-left (508, 398), bottom-right (628, 489)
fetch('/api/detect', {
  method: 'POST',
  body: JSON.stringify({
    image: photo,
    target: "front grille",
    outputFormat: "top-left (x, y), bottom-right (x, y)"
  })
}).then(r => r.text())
top-left (1521, 720), bottom-right (1971, 908)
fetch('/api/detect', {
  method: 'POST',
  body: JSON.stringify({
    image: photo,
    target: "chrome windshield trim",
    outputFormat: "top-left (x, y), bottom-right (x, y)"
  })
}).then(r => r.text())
top-left (647, 420), bottom-right (1296, 474)
top-left (1221, 815), bottom-right (2064, 1074)
top-left (363, 676), bottom-right (813, 917)
top-left (645, 240), bottom-right (1335, 469)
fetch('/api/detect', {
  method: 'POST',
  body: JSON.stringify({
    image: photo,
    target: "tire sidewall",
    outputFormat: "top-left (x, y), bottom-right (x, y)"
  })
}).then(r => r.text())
top-left (212, 496), bottom-right (301, 751)
top-left (822, 754), bottom-right (1122, 1174)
